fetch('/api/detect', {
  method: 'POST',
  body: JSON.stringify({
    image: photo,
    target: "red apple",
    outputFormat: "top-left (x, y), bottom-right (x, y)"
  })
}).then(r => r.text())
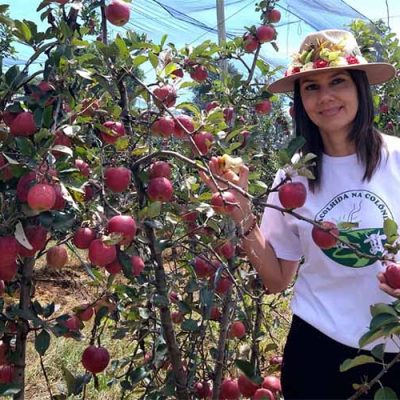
top-left (51, 184), bottom-right (66, 210)
top-left (262, 375), bottom-right (281, 394)
top-left (379, 103), bottom-right (389, 114)
top-left (194, 381), bottom-right (211, 398)
top-left (171, 311), bottom-right (184, 324)
top-left (229, 321), bottom-right (246, 339)
top-left (75, 159), bottom-right (90, 177)
top-left (9, 112), bottom-right (37, 136)
top-left (205, 101), bottom-right (219, 113)
top-left (0, 261), bottom-right (18, 281)
top-left (131, 255), bottom-right (145, 276)
top-left (311, 221), bottom-right (339, 249)
top-left (46, 245), bottom-right (68, 268)
top-left (105, 259), bottom-right (122, 275)
top-left (211, 191), bottom-right (238, 214)
top-left (278, 182), bottom-right (307, 209)
top-left (255, 100), bottom-right (272, 115)
top-left (64, 315), bottom-right (81, 332)
top-left (171, 68), bottom-right (184, 78)
top-left (0, 236), bottom-right (18, 268)
top-left (0, 365), bottom-right (14, 384)
top-left (81, 345), bottom-right (110, 374)
top-left (2, 111), bottom-right (18, 127)
top-left (105, 0), bottom-right (130, 26)
top-left (153, 85), bottom-right (176, 107)
top-left (72, 227), bottom-right (96, 250)
top-left (256, 25), bottom-right (275, 43)
top-left (88, 239), bottom-right (117, 266)
top-left (100, 121), bottom-right (125, 144)
top-left (243, 33), bottom-right (259, 53)
top-left (253, 388), bottom-right (275, 400)
top-left (151, 116), bottom-right (175, 137)
top-left (52, 130), bottom-right (72, 158)
top-left (173, 115), bottom-right (195, 138)
top-left (192, 131), bottom-right (214, 155)
top-left (194, 256), bottom-right (214, 278)
top-left (147, 177), bottom-right (173, 202)
top-left (76, 305), bottom-right (94, 322)
top-left (149, 161), bottom-right (171, 179)
top-left (190, 65), bottom-right (208, 82)
top-left (0, 341), bottom-right (9, 364)
top-left (27, 183), bottom-right (56, 211)
top-left (107, 215), bottom-right (137, 245)
top-left (384, 263), bottom-right (400, 289)
top-left (104, 166), bottom-right (131, 192)
top-left (269, 355), bottom-right (283, 366)
top-left (238, 374), bottom-right (259, 397)
top-left (0, 155), bottom-right (13, 181)
top-left (215, 240), bottom-right (235, 260)
top-left (223, 107), bottom-right (234, 124)
top-left (210, 306), bottom-right (221, 321)
top-left (215, 276), bottom-right (232, 295)
top-left (16, 172), bottom-right (36, 202)
top-left (220, 378), bottom-right (240, 400)
top-left (265, 9), bottom-right (281, 23)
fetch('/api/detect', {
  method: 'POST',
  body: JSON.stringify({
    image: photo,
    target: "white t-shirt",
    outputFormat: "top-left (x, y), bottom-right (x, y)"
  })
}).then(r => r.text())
top-left (260, 134), bottom-right (400, 352)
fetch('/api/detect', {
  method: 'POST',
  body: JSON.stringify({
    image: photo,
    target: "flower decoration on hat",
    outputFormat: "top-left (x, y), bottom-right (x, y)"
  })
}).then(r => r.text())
top-left (285, 34), bottom-right (368, 77)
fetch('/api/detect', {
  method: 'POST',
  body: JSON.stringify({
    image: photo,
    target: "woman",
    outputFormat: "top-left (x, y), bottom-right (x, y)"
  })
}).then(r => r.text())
top-left (201, 30), bottom-right (399, 399)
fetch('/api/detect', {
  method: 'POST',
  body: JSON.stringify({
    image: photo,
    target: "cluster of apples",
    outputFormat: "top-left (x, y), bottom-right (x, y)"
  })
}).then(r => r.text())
top-left (242, 8), bottom-right (280, 54)
top-left (193, 373), bottom-right (281, 399)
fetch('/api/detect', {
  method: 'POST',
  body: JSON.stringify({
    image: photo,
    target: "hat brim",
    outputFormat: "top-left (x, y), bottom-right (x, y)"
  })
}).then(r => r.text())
top-left (267, 63), bottom-right (396, 93)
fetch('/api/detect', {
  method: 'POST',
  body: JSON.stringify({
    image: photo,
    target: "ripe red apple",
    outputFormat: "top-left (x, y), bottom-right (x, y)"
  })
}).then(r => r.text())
top-left (243, 33), bottom-right (259, 53)
top-left (215, 240), bottom-right (235, 260)
top-left (74, 159), bottom-right (90, 177)
top-left (105, 259), bottom-right (122, 275)
top-left (151, 116), bottom-right (175, 137)
top-left (88, 239), bottom-right (117, 266)
top-left (9, 112), bottom-right (37, 136)
top-left (105, 0), bottom-right (130, 26)
top-left (173, 114), bottom-right (195, 138)
top-left (384, 263), bottom-right (400, 289)
top-left (153, 85), bottom-right (176, 107)
top-left (72, 227), bottom-right (96, 249)
top-left (211, 191), bottom-right (238, 214)
top-left (19, 224), bottom-right (48, 257)
top-left (0, 341), bottom-right (9, 364)
top-left (76, 304), bottom-right (94, 322)
top-left (253, 388), bottom-right (275, 400)
top-left (0, 261), bottom-right (18, 281)
top-left (262, 375), bottom-right (281, 394)
top-left (190, 65), bottom-right (208, 82)
top-left (84, 184), bottom-right (94, 201)
top-left (278, 182), bottom-right (307, 209)
top-left (265, 8), bottom-right (281, 23)
top-left (238, 374), bottom-right (259, 397)
top-left (220, 378), bottom-right (240, 400)
top-left (64, 315), bottom-right (81, 332)
top-left (107, 215), bottom-right (137, 245)
top-left (215, 276), bottom-right (232, 295)
top-left (171, 68), bottom-right (184, 78)
top-left (131, 255), bottom-right (145, 276)
top-left (81, 345), bottom-right (110, 374)
top-left (0, 236), bottom-right (19, 268)
top-left (194, 256), bottom-right (214, 278)
top-left (149, 161), bottom-right (171, 179)
top-left (32, 80), bottom-right (55, 104)
top-left (192, 131), bottom-right (214, 155)
top-left (229, 321), bottom-right (246, 339)
top-left (194, 381), bottom-right (211, 398)
top-left (27, 183), bottom-right (56, 211)
top-left (181, 209), bottom-right (198, 223)
top-left (223, 107), bottom-right (234, 124)
top-left (205, 101), bottom-right (219, 113)
top-left (255, 100), bottom-right (272, 115)
top-left (46, 245), bottom-right (68, 268)
top-left (0, 365), bottom-right (14, 384)
top-left (379, 103), bottom-right (389, 114)
top-left (269, 355), bottom-right (283, 366)
top-left (2, 111), bottom-right (18, 127)
top-left (0, 155), bottom-right (13, 181)
top-left (16, 172), bottom-right (36, 202)
top-left (311, 221), bottom-right (339, 249)
top-left (256, 25), bottom-right (275, 43)
top-left (171, 311), bottom-right (184, 324)
top-left (52, 130), bottom-right (72, 158)
top-left (147, 177), bottom-right (173, 202)
top-left (101, 121), bottom-right (125, 144)
top-left (104, 166), bottom-right (131, 192)
top-left (210, 306), bottom-right (221, 321)
top-left (51, 184), bottom-right (66, 210)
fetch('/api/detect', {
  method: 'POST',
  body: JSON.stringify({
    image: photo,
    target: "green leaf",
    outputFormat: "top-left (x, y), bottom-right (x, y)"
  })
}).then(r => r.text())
top-left (374, 387), bottom-right (398, 400)
top-left (369, 313), bottom-right (399, 330)
top-left (286, 136), bottom-right (306, 159)
top-left (371, 343), bottom-right (385, 361)
top-left (160, 34), bottom-right (168, 49)
top-left (0, 384), bottom-right (22, 396)
top-left (181, 319), bottom-right (199, 332)
top-left (370, 303), bottom-right (398, 317)
top-left (35, 330), bottom-right (51, 356)
top-left (132, 55), bottom-right (148, 67)
top-left (15, 137), bottom-right (35, 157)
top-left (13, 20), bottom-right (32, 43)
top-left (129, 366), bottom-right (149, 386)
top-left (148, 52), bottom-right (159, 69)
top-left (359, 328), bottom-right (384, 348)
top-left (114, 35), bottom-right (129, 58)
top-left (383, 218), bottom-right (398, 244)
top-left (339, 355), bottom-right (377, 372)
top-left (234, 359), bottom-right (263, 385)
top-left (277, 149), bottom-right (290, 165)
top-left (4, 65), bottom-right (20, 88)
top-left (175, 102), bottom-right (201, 117)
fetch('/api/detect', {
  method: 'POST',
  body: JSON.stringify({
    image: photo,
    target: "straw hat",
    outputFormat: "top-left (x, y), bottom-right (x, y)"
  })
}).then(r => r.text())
top-left (268, 29), bottom-right (396, 93)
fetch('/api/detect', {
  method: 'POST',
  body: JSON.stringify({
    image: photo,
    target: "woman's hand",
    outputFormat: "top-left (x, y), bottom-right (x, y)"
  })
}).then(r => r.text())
top-left (377, 271), bottom-right (400, 298)
top-left (199, 156), bottom-right (252, 225)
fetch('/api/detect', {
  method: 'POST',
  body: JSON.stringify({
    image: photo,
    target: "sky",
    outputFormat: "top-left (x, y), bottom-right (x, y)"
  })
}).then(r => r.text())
top-left (2, 0), bottom-right (399, 73)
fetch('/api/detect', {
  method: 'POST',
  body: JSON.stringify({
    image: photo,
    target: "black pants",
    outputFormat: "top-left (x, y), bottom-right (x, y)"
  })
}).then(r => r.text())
top-left (281, 315), bottom-right (400, 399)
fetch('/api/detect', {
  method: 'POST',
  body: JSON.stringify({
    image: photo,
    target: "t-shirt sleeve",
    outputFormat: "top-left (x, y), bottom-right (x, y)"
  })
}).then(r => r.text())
top-left (260, 170), bottom-right (303, 261)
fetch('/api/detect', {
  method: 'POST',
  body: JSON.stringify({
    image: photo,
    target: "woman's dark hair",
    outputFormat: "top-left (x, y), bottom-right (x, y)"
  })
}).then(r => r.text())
top-left (293, 69), bottom-right (383, 191)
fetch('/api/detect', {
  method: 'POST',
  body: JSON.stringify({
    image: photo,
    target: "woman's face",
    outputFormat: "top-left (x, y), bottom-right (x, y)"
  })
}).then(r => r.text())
top-left (299, 70), bottom-right (358, 138)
